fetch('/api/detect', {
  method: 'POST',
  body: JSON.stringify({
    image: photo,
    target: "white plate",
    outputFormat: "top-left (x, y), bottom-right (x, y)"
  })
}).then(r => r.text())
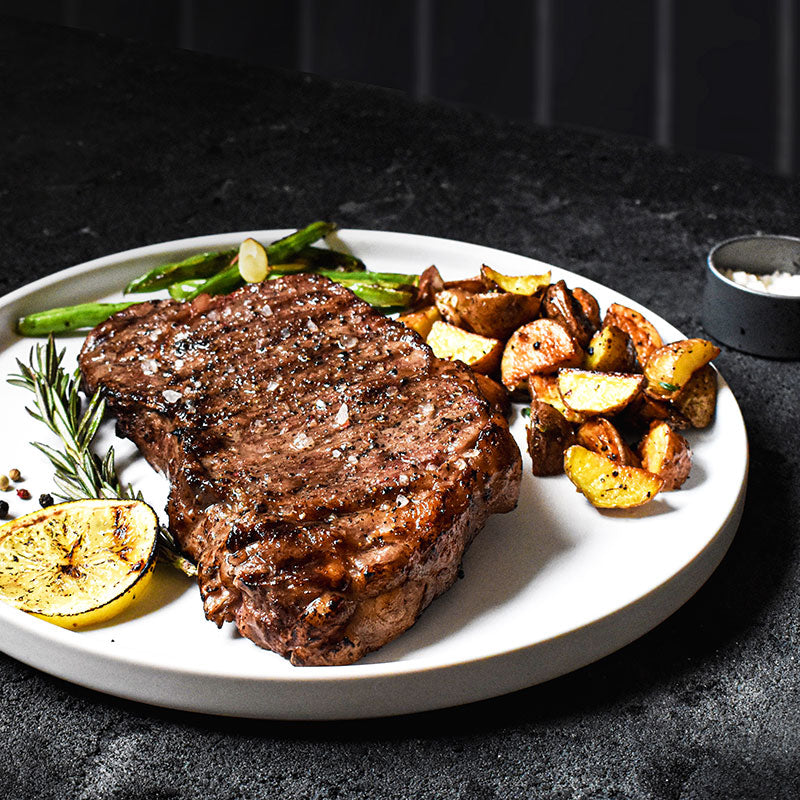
top-left (0, 230), bottom-right (747, 720)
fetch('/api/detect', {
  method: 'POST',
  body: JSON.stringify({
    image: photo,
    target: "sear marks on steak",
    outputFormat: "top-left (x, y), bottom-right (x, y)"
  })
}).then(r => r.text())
top-left (79, 274), bottom-right (521, 665)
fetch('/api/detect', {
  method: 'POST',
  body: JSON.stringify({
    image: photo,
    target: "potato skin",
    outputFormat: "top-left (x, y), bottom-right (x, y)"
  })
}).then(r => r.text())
top-left (572, 287), bottom-right (602, 332)
top-left (576, 417), bottom-right (641, 467)
top-left (620, 392), bottom-right (691, 431)
top-left (541, 280), bottom-right (596, 347)
top-left (434, 288), bottom-right (540, 340)
top-left (603, 303), bottom-right (664, 368)
top-left (638, 421), bottom-right (692, 490)
top-left (501, 318), bottom-right (584, 390)
top-left (527, 400), bottom-right (575, 476)
top-left (414, 264), bottom-right (445, 309)
top-left (672, 364), bottom-right (717, 428)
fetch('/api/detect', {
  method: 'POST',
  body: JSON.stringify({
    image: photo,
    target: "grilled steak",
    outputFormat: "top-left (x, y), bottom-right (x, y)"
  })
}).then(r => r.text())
top-left (79, 274), bottom-right (521, 665)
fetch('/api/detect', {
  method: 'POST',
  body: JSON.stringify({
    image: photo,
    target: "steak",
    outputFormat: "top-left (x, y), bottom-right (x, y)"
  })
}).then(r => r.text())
top-left (79, 274), bottom-right (521, 665)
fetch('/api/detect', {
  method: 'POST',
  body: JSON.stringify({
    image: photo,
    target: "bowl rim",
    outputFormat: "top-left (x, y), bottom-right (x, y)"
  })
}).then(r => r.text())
top-left (706, 233), bottom-right (800, 300)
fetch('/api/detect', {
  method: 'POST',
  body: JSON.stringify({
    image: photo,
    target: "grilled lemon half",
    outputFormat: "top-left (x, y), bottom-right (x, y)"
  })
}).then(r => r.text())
top-left (0, 498), bottom-right (158, 628)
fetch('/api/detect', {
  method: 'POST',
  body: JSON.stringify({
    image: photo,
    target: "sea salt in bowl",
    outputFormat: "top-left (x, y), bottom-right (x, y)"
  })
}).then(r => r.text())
top-left (703, 234), bottom-right (800, 359)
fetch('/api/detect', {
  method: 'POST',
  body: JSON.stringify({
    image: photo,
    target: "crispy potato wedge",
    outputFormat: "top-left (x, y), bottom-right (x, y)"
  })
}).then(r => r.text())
top-left (413, 265), bottom-right (445, 309)
top-left (576, 417), bottom-right (641, 467)
top-left (572, 287), bottom-right (602, 331)
top-left (671, 364), bottom-right (717, 428)
top-left (638, 421), bottom-right (692, 490)
top-left (603, 303), bottom-right (664, 367)
top-left (434, 288), bottom-right (540, 340)
top-left (480, 264), bottom-right (551, 295)
top-left (541, 280), bottom-right (596, 347)
top-left (564, 445), bottom-right (663, 509)
top-left (583, 324), bottom-right (636, 372)
top-left (557, 369), bottom-right (644, 416)
top-left (621, 392), bottom-right (691, 431)
top-left (475, 373), bottom-right (512, 418)
top-left (501, 319), bottom-right (584, 390)
top-left (397, 305), bottom-right (441, 339)
top-left (527, 400), bottom-right (576, 476)
top-left (644, 338), bottom-right (720, 400)
top-left (528, 374), bottom-right (587, 424)
top-left (427, 320), bottom-right (503, 374)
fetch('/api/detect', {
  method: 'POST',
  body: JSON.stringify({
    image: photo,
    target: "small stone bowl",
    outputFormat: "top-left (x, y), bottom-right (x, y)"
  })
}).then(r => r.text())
top-left (703, 234), bottom-right (800, 359)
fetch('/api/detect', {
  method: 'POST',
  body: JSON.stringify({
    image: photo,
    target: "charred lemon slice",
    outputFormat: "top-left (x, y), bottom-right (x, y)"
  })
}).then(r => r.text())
top-left (0, 499), bottom-right (158, 628)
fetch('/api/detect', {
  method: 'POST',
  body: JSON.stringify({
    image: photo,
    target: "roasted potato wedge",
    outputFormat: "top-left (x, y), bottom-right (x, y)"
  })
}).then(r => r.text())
top-left (475, 373), bottom-right (512, 418)
top-left (671, 364), bottom-right (717, 428)
top-left (527, 400), bottom-right (576, 476)
top-left (480, 264), bottom-right (551, 295)
top-left (638, 421), bottom-right (692, 490)
top-left (427, 320), bottom-right (503, 374)
top-left (501, 319), bottom-right (583, 390)
top-left (563, 445), bottom-right (663, 509)
top-left (413, 265), bottom-right (445, 309)
top-left (576, 417), bottom-right (641, 467)
top-left (528, 374), bottom-right (587, 424)
top-left (397, 305), bottom-right (441, 339)
top-left (434, 288), bottom-right (541, 340)
top-left (644, 338), bottom-right (720, 400)
top-left (583, 324), bottom-right (636, 372)
top-left (621, 392), bottom-right (691, 431)
top-left (557, 369), bottom-right (644, 416)
top-left (572, 287), bottom-right (602, 331)
top-left (541, 280), bottom-right (596, 347)
top-left (603, 303), bottom-right (664, 368)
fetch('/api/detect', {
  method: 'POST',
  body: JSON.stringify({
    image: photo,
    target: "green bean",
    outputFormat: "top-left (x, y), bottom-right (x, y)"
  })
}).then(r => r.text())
top-left (17, 302), bottom-right (139, 336)
top-left (313, 270), bottom-right (419, 287)
top-left (267, 221), bottom-right (338, 264)
top-left (287, 246), bottom-right (365, 272)
top-left (124, 250), bottom-right (236, 294)
top-left (348, 284), bottom-right (415, 308)
top-left (168, 279), bottom-right (206, 301)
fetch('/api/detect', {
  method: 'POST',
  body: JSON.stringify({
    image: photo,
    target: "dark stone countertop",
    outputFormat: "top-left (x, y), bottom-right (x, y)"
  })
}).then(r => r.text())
top-left (2, 15), bottom-right (799, 800)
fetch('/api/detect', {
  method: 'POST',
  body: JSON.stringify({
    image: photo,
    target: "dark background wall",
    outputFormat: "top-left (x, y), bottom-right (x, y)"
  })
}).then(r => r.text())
top-left (4, 0), bottom-right (798, 175)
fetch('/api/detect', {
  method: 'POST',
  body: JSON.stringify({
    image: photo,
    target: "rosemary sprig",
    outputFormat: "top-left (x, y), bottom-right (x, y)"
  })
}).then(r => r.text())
top-left (8, 336), bottom-right (197, 577)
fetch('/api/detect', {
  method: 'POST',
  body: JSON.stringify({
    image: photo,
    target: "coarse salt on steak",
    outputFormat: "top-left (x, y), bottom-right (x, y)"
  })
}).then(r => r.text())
top-left (79, 274), bottom-right (521, 665)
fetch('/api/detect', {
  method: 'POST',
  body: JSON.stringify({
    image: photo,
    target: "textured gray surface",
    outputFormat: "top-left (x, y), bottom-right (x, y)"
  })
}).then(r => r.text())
top-left (2, 15), bottom-right (800, 800)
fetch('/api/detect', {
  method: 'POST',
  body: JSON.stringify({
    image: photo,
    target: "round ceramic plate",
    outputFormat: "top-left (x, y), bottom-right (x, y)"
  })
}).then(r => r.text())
top-left (0, 230), bottom-right (747, 720)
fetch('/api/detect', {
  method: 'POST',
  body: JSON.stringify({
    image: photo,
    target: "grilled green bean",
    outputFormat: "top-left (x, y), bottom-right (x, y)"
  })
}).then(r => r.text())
top-left (17, 302), bottom-right (139, 336)
top-left (124, 250), bottom-right (236, 294)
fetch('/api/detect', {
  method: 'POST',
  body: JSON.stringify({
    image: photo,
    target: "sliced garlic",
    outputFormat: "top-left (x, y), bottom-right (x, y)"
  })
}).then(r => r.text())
top-left (238, 238), bottom-right (269, 283)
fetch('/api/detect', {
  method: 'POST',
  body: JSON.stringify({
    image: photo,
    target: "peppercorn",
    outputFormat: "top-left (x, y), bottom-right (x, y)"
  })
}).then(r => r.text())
top-left (8, 468), bottom-right (21, 482)
top-left (16, 488), bottom-right (30, 500)
top-left (0, 475), bottom-right (8, 491)
top-left (39, 493), bottom-right (54, 508)
top-left (0, 500), bottom-right (8, 518)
